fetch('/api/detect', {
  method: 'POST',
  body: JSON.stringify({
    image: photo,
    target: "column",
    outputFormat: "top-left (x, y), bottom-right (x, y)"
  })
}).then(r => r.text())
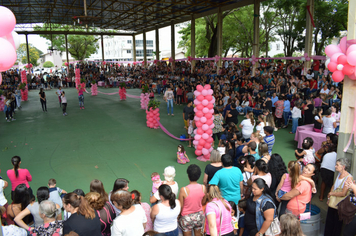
top-left (65, 34), bottom-right (69, 64)
top-left (101, 34), bottom-right (105, 61)
top-left (132, 35), bottom-right (136, 62)
top-left (25, 34), bottom-right (30, 74)
top-left (171, 21), bottom-right (175, 69)
top-left (191, 15), bottom-right (196, 73)
top-left (217, 8), bottom-right (223, 73)
top-left (304, 0), bottom-right (314, 74)
top-left (252, 0), bottom-right (260, 76)
top-left (337, 0), bottom-right (356, 175)
top-left (143, 30), bottom-right (147, 67)
top-left (155, 26), bottom-right (160, 60)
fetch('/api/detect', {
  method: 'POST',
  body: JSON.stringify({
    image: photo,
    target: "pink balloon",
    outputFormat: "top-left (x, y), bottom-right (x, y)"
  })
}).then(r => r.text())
top-left (200, 117), bottom-right (207, 123)
top-left (325, 44), bottom-right (342, 57)
top-left (197, 128), bottom-right (204, 135)
top-left (197, 145), bottom-right (203, 150)
top-left (342, 64), bottom-right (355, 75)
top-left (194, 91), bottom-right (201, 96)
top-left (205, 95), bottom-right (213, 102)
top-left (202, 107), bottom-right (209, 114)
top-left (201, 90), bottom-right (208, 96)
top-left (340, 37), bottom-right (347, 54)
top-left (204, 84), bottom-right (211, 90)
top-left (205, 113), bottom-right (212, 119)
top-left (193, 140), bottom-right (199, 146)
top-left (207, 137), bottom-right (214, 143)
top-left (204, 143), bottom-right (211, 149)
top-left (197, 95), bottom-right (204, 101)
top-left (194, 100), bottom-right (201, 105)
top-left (209, 147), bottom-right (214, 152)
top-left (202, 148), bottom-right (209, 155)
top-left (0, 73), bottom-right (2, 85)
top-left (208, 89), bottom-right (214, 95)
top-left (330, 53), bottom-right (343, 63)
top-left (206, 129), bottom-right (213, 135)
top-left (332, 71), bottom-right (344, 82)
top-left (193, 129), bottom-right (197, 135)
top-left (196, 104), bottom-right (204, 111)
top-left (202, 124), bottom-right (209, 131)
top-left (347, 45), bottom-right (356, 55)
top-left (195, 121), bottom-right (202, 127)
top-left (210, 109), bottom-right (214, 114)
top-left (196, 111), bottom-right (203, 117)
top-left (328, 62), bottom-right (337, 72)
top-left (0, 7), bottom-right (16, 37)
top-left (202, 100), bottom-right (209, 106)
top-left (195, 134), bottom-right (202, 140)
top-left (206, 119), bottom-right (213, 126)
top-left (202, 133), bottom-right (209, 140)
top-left (194, 107), bottom-right (198, 113)
top-left (337, 55), bottom-right (348, 65)
top-left (347, 51), bottom-right (356, 66)
top-left (4, 32), bottom-right (15, 49)
top-left (209, 97), bottom-right (215, 104)
top-left (209, 124), bottom-right (215, 129)
top-left (349, 74), bottom-right (356, 80)
top-left (199, 139), bottom-right (206, 146)
top-left (204, 154), bottom-right (211, 159)
top-left (194, 116), bottom-right (200, 121)
top-left (195, 150), bottom-right (202, 156)
top-left (196, 85), bottom-right (203, 91)
top-left (0, 38), bottom-right (16, 71)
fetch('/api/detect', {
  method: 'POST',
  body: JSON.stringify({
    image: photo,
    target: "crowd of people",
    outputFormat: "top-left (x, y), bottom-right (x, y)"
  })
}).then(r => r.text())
top-left (0, 57), bottom-right (354, 236)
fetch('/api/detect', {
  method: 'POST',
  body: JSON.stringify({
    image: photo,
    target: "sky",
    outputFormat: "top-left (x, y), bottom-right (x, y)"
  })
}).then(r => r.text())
top-left (19, 34), bottom-right (50, 53)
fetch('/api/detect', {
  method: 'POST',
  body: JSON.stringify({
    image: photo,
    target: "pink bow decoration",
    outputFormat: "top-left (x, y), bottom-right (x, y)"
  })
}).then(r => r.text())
top-left (250, 55), bottom-right (258, 65)
top-left (64, 62), bottom-right (69, 67)
top-left (133, 62), bottom-right (137, 65)
top-left (154, 59), bottom-right (158, 64)
top-left (301, 53), bottom-right (311, 61)
top-left (102, 61), bottom-right (106, 65)
top-left (325, 36), bottom-right (356, 82)
top-left (169, 57), bottom-right (174, 63)
top-left (188, 56), bottom-right (193, 62)
top-left (214, 55), bottom-right (220, 63)
top-left (141, 61), bottom-right (145, 64)
top-left (26, 63), bottom-right (33, 68)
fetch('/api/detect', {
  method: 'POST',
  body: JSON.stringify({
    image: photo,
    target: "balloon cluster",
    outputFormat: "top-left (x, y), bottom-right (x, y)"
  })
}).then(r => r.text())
top-left (325, 36), bottom-right (356, 82)
top-left (20, 70), bottom-right (28, 101)
top-left (193, 84), bottom-right (215, 160)
top-left (102, 61), bottom-right (106, 66)
top-left (25, 64), bottom-right (33, 69)
top-left (91, 83), bottom-right (98, 96)
top-left (119, 87), bottom-right (126, 100)
top-left (146, 107), bottom-right (160, 129)
top-left (140, 93), bottom-right (149, 110)
top-left (75, 68), bottom-right (80, 88)
top-left (0, 6), bottom-right (20, 84)
top-left (64, 62), bottom-right (69, 67)
top-left (0, 95), bottom-right (5, 111)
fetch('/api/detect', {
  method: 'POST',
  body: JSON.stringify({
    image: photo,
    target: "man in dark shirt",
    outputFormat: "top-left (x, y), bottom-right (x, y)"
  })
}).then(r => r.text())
top-left (262, 97), bottom-right (273, 112)
top-left (183, 100), bottom-right (194, 128)
top-left (226, 103), bottom-right (239, 125)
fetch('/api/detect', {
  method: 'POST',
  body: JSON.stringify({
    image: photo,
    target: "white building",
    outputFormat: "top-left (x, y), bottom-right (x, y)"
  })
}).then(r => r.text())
top-left (37, 51), bottom-right (63, 68)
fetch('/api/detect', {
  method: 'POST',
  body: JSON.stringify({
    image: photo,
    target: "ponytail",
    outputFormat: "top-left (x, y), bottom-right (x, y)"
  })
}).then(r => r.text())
top-left (288, 161), bottom-right (300, 189)
top-left (11, 156), bottom-right (21, 177)
top-left (248, 111), bottom-right (255, 126)
top-left (63, 192), bottom-right (95, 219)
top-left (158, 184), bottom-right (176, 209)
top-left (168, 192), bottom-right (176, 209)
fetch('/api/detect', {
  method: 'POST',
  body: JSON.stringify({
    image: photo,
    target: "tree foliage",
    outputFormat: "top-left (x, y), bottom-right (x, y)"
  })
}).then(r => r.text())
top-left (34, 24), bottom-right (99, 60)
top-left (17, 43), bottom-right (42, 66)
top-left (43, 61), bottom-right (54, 68)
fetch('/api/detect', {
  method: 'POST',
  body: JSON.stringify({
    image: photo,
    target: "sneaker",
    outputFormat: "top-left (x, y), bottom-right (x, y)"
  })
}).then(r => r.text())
top-left (11, 118), bottom-right (16, 121)
top-left (63, 114), bottom-right (65, 116)
top-left (7, 119), bottom-right (10, 122)
top-left (82, 107), bottom-right (85, 109)
top-left (65, 113), bottom-right (68, 116)
top-left (80, 107), bottom-right (82, 110)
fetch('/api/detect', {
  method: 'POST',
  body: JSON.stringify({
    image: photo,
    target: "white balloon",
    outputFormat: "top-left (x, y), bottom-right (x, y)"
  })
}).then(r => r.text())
top-left (337, 64), bottom-right (344, 71)
top-left (325, 59), bottom-right (330, 68)
top-left (12, 31), bottom-right (20, 49)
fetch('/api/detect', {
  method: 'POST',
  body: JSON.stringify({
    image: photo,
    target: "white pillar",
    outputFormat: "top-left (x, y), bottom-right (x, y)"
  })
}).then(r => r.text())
top-left (155, 27), bottom-right (160, 60)
top-left (143, 30), bottom-right (147, 67)
top-left (191, 15), bottom-right (196, 73)
top-left (171, 21), bottom-right (175, 69)
top-left (132, 35), bottom-right (136, 62)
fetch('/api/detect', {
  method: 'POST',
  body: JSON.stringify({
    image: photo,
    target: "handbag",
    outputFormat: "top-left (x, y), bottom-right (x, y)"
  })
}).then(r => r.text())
top-left (337, 193), bottom-right (356, 224)
top-left (261, 197), bottom-right (281, 236)
top-left (297, 194), bottom-right (311, 220)
top-left (328, 174), bottom-right (351, 209)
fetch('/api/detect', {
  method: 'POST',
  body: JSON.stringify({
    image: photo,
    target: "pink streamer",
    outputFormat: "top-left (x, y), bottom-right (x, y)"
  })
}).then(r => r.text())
top-left (126, 94), bottom-right (141, 99)
top-left (343, 101), bottom-right (356, 152)
top-left (97, 91), bottom-right (119, 95)
top-left (155, 118), bottom-right (193, 141)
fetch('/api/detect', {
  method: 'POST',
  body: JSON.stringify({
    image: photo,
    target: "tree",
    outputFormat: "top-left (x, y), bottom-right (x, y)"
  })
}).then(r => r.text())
top-left (261, 0), bottom-right (281, 57)
top-left (43, 61), bottom-right (54, 68)
top-left (17, 43), bottom-right (42, 66)
top-left (34, 24), bottom-right (99, 60)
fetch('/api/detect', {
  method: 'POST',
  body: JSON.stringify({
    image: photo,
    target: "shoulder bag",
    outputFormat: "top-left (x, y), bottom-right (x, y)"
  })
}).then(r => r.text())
top-left (328, 175), bottom-right (351, 209)
top-left (337, 192), bottom-right (356, 224)
top-left (260, 197), bottom-right (281, 236)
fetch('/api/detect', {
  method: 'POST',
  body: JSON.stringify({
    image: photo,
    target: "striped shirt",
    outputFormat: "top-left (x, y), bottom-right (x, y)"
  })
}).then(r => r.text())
top-left (264, 134), bottom-right (275, 155)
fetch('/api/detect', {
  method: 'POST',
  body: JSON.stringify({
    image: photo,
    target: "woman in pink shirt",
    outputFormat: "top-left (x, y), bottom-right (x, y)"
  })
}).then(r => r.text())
top-left (7, 156), bottom-right (32, 200)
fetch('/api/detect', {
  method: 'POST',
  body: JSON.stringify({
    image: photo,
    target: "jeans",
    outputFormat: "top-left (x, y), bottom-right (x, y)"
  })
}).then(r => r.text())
top-left (335, 125), bottom-right (339, 133)
top-left (243, 106), bottom-right (253, 115)
top-left (292, 117), bottom-right (299, 133)
top-left (62, 103), bottom-right (67, 113)
top-left (166, 99), bottom-right (174, 114)
top-left (162, 227), bottom-right (179, 236)
top-left (16, 95), bottom-right (21, 108)
top-left (40, 99), bottom-right (47, 111)
top-left (283, 111), bottom-right (290, 126)
top-left (78, 95), bottom-right (84, 107)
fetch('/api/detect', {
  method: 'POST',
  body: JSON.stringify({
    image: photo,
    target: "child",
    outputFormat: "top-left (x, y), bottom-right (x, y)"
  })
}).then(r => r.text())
top-left (295, 137), bottom-right (315, 166)
top-left (151, 172), bottom-right (162, 196)
top-left (186, 113), bottom-right (195, 147)
top-left (56, 86), bottom-right (62, 107)
top-left (313, 108), bottom-right (323, 132)
top-left (238, 155), bottom-right (255, 199)
top-left (177, 144), bottom-right (190, 164)
top-left (48, 178), bottom-right (67, 208)
top-left (61, 91), bottom-right (67, 116)
top-left (77, 84), bottom-right (85, 109)
top-left (290, 102), bottom-right (301, 134)
top-left (229, 201), bottom-right (239, 235)
top-left (247, 141), bottom-right (260, 161)
top-left (237, 199), bottom-right (249, 236)
top-left (149, 89), bottom-right (154, 99)
top-left (276, 161), bottom-right (316, 216)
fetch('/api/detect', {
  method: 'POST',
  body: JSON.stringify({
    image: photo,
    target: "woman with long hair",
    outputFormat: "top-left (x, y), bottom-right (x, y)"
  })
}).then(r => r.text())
top-left (205, 185), bottom-right (234, 236)
top-left (7, 184), bottom-right (33, 226)
top-left (151, 185), bottom-right (181, 236)
top-left (63, 192), bottom-right (101, 236)
top-left (131, 190), bottom-right (153, 232)
top-left (239, 111), bottom-right (255, 140)
top-left (7, 156), bottom-right (33, 200)
top-left (267, 154), bottom-right (288, 205)
top-left (248, 159), bottom-right (272, 187)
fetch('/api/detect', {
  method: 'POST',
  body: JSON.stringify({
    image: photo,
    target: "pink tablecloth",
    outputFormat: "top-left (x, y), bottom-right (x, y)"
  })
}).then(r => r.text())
top-left (98, 81), bottom-right (105, 87)
top-left (294, 124), bottom-right (326, 151)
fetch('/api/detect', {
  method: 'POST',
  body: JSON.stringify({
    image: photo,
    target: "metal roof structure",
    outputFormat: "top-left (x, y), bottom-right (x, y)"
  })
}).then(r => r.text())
top-left (1, 0), bottom-right (257, 35)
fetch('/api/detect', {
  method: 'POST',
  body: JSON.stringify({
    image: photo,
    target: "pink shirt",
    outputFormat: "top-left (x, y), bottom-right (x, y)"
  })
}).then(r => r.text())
top-left (181, 184), bottom-right (205, 216)
top-left (281, 174), bottom-right (292, 192)
top-left (7, 169), bottom-right (32, 191)
top-left (205, 199), bottom-right (234, 235)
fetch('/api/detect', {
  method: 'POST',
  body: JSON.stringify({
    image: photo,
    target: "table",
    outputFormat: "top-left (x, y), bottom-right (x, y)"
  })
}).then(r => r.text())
top-left (294, 124), bottom-right (326, 151)
top-left (98, 81), bottom-right (105, 87)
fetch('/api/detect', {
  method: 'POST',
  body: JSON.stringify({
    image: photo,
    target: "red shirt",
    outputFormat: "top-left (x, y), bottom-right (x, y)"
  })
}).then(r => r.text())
top-left (7, 169), bottom-right (32, 191)
top-left (313, 60), bottom-right (320, 71)
top-left (309, 80), bottom-right (317, 89)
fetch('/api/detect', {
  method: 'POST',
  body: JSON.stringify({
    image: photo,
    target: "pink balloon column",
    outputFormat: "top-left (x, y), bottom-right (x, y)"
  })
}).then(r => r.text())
top-left (325, 36), bottom-right (356, 81)
top-left (193, 84), bottom-right (215, 161)
top-left (91, 83), bottom-right (98, 96)
top-left (140, 93), bottom-right (150, 109)
top-left (20, 70), bottom-right (28, 101)
top-left (119, 87), bottom-right (126, 100)
top-left (75, 68), bottom-right (80, 88)
top-left (0, 95), bottom-right (5, 111)
top-left (146, 107), bottom-right (160, 129)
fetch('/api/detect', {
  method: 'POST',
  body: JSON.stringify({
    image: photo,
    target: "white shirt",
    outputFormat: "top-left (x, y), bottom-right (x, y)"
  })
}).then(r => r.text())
top-left (154, 181), bottom-right (179, 201)
top-left (322, 116), bottom-right (336, 134)
top-left (111, 204), bottom-right (147, 236)
top-left (320, 88), bottom-right (330, 94)
top-left (241, 119), bottom-right (255, 139)
top-left (61, 95), bottom-right (67, 103)
top-left (154, 200), bottom-right (181, 233)
top-left (56, 89), bottom-right (62, 96)
top-left (306, 73), bottom-right (314, 80)
top-left (291, 107), bottom-right (301, 118)
top-left (0, 179), bottom-right (7, 206)
top-left (256, 122), bottom-right (266, 137)
top-left (321, 152), bottom-right (337, 172)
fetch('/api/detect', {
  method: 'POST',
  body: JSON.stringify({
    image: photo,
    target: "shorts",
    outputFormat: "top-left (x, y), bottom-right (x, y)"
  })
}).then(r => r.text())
top-left (184, 119), bottom-right (188, 128)
top-left (178, 211), bottom-right (205, 232)
top-left (278, 190), bottom-right (287, 199)
top-left (321, 168), bottom-right (335, 188)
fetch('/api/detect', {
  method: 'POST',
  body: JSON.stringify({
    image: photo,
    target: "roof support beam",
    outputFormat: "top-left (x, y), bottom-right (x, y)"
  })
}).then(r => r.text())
top-left (16, 31), bottom-right (133, 36)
